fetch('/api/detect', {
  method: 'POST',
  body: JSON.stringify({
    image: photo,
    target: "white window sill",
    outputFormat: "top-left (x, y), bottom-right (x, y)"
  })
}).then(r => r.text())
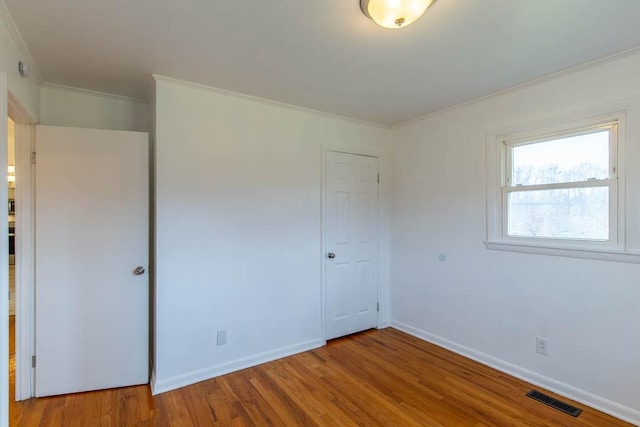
top-left (485, 240), bottom-right (640, 264)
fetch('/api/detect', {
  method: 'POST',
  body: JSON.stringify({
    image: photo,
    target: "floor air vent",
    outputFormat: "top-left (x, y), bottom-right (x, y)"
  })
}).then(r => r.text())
top-left (526, 390), bottom-right (582, 417)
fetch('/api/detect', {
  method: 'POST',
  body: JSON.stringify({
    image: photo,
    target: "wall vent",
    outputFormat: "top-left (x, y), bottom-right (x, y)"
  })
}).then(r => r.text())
top-left (526, 390), bottom-right (582, 417)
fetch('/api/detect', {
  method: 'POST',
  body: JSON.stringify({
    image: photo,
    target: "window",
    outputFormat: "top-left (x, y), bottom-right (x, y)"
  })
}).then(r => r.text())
top-left (506, 125), bottom-right (615, 242)
top-left (486, 102), bottom-right (640, 263)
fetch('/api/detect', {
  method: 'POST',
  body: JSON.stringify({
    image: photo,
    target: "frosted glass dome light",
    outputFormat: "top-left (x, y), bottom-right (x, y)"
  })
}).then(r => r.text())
top-left (360, 0), bottom-right (436, 29)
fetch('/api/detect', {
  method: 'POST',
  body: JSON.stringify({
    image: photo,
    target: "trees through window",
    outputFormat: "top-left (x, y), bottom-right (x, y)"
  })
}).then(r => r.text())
top-left (505, 125), bottom-right (615, 241)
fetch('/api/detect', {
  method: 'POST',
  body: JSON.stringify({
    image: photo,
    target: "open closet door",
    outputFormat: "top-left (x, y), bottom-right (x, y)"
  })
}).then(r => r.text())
top-left (35, 126), bottom-right (149, 397)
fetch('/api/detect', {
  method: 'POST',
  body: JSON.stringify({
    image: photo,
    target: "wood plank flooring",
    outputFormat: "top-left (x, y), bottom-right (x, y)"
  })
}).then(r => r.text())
top-left (9, 324), bottom-right (631, 426)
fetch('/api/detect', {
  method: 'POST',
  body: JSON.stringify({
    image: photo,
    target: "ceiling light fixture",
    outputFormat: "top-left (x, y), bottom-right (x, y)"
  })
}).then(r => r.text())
top-left (360, 0), bottom-right (436, 29)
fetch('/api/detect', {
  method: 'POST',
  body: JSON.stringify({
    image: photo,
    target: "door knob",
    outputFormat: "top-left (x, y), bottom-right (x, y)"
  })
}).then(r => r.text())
top-left (133, 266), bottom-right (146, 276)
top-left (327, 252), bottom-right (336, 259)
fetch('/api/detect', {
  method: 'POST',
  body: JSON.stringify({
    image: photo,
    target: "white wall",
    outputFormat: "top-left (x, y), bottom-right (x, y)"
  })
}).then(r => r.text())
top-left (391, 51), bottom-right (640, 424)
top-left (40, 84), bottom-right (148, 132)
top-left (0, 2), bottom-right (39, 121)
top-left (152, 76), bottom-right (392, 392)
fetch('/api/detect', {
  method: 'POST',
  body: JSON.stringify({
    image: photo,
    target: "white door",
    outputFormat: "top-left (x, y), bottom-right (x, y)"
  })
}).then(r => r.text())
top-left (324, 151), bottom-right (378, 340)
top-left (35, 126), bottom-right (149, 397)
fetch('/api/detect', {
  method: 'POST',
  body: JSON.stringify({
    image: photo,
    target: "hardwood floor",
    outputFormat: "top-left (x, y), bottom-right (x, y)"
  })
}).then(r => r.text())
top-left (8, 325), bottom-right (631, 426)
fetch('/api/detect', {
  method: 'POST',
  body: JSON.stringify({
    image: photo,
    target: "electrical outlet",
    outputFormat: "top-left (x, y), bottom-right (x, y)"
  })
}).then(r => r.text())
top-left (217, 330), bottom-right (227, 346)
top-left (536, 337), bottom-right (549, 356)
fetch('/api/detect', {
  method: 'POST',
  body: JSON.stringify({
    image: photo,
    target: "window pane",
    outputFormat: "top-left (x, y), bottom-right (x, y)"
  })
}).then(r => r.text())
top-left (508, 187), bottom-right (609, 240)
top-left (512, 130), bottom-right (610, 185)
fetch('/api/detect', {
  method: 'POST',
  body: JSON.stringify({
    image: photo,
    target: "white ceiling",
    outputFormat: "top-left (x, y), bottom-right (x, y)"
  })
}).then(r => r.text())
top-left (6, 0), bottom-right (640, 125)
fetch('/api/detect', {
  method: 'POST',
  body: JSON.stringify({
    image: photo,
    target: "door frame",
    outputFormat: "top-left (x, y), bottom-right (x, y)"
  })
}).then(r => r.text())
top-left (0, 74), bottom-right (32, 427)
top-left (321, 144), bottom-right (383, 341)
top-left (8, 90), bottom-right (36, 402)
top-left (1, 72), bottom-right (9, 427)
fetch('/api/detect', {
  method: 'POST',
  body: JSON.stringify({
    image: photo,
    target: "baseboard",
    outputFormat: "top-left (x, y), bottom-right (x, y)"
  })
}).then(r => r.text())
top-left (391, 320), bottom-right (640, 426)
top-left (377, 320), bottom-right (391, 329)
top-left (151, 338), bottom-right (325, 395)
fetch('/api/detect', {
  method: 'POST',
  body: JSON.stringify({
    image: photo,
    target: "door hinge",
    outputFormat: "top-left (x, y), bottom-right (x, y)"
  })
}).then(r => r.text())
top-left (377, 173), bottom-right (380, 183)
top-left (31, 152), bottom-right (36, 164)
top-left (377, 302), bottom-right (380, 312)
top-left (31, 355), bottom-right (36, 368)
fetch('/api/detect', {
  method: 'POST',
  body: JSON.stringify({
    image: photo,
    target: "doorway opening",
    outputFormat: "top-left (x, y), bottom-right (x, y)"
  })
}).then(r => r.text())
top-left (6, 91), bottom-right (37, 409)
top-left (7, 117), bottom-right (16, 407)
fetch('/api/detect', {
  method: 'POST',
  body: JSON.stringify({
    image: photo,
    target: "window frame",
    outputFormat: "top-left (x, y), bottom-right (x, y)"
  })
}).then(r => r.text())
top-left (486, 99), bottom-right (640, 263)
top-left (503, 122), bottom-right (619, 246)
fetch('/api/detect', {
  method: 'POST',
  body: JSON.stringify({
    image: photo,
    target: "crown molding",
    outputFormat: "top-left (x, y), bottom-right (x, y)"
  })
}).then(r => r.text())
top-left (393, 45), bottom-right (640, 129)
top-left (151, 74), bottom-right (390, 130)
top-left (0, 0), bottom-right (43, 85)
top-left (41, 82), bottom-right (147, 104)
top-left (145, 74), bottom-right (155, 104)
